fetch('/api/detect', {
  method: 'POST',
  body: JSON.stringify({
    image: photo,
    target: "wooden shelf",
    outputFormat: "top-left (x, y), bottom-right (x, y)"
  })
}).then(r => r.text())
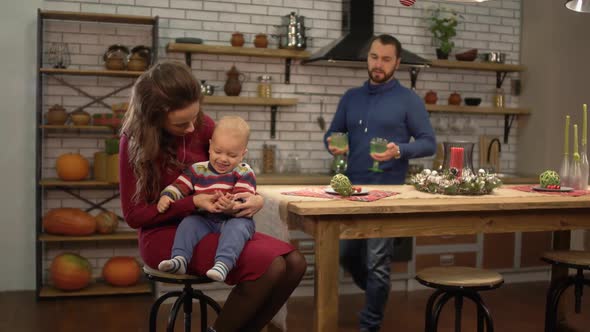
top-left (166, 42), bottom-right (310, 59)
top-left (40, 179), bottom-right (118, 188)
top-left (429, 60), bottom-right (525, 72)
top-left (204, 96), bottom-right (298, 106)
top-left (40, 124), bottom-right (114, 131)
top-left (39, 10), bottom-right (157, 25)
top-left (426, 104), bottom-right (531, 115)
top-left (40, 67), bottom-right (144, 77)
top-left (39, 280), bottom-right (151, 298)
top-left (39, 232), bottom-right (137, 242)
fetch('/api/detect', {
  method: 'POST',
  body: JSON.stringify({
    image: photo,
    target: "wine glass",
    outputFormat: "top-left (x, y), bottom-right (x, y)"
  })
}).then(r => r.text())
top-left (330, 132), bottom-right (348, 174)
top-left (369, 137), bottom-right (388, 172)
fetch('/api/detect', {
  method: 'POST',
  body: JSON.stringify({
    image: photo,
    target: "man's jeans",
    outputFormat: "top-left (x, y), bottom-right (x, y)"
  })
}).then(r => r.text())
top-left (340, 238), bottom-right (394, 332)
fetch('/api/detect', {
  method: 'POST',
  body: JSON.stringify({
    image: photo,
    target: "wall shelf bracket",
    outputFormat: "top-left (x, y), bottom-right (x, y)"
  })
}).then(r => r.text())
top-left (496, 71), bottom-right (508, 88)
top-left (270, 105), bottom-right (278, 139)
top-left (504, 114), bottom-right (516, 143)
top-left (409, 67), bottom-right (420, 90)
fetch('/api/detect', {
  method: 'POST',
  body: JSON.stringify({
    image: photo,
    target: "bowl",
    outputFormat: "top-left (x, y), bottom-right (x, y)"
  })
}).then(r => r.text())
top-left (464, 97), bottom-right (482, 106)
top-left (455, 49), bottom-right (478, 62)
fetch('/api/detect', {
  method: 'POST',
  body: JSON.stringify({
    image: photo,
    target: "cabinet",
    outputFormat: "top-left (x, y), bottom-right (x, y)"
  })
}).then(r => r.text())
top-left (35, 10), bottom-right (158, 298)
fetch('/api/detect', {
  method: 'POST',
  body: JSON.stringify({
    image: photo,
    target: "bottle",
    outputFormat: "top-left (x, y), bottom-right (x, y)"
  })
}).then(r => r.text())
top-left (493, 88), bottom-right (505, 108)
top-left (257, 75), bottom-right (272, 98)
top-left (581, 104), bottom-right (589, 189)
top-left (559, 115), bottom-right (571, 187)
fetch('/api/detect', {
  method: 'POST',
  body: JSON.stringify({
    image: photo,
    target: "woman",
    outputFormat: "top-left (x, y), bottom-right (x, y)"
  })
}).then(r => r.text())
top-left (119, 61), bottom-right (306, 332)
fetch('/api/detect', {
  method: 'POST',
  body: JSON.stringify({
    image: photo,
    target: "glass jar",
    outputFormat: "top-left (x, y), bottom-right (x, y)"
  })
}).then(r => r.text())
top-left (262, 144), bottom-right (276, 173)
top-left (493, 87), bottom-right (505, 108)
top-left (257, 75), bottom-right (272, 98)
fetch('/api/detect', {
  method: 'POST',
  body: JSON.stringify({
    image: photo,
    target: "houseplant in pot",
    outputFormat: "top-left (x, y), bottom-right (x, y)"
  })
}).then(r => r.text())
top-left (426, 8), bottom-right (462, 59)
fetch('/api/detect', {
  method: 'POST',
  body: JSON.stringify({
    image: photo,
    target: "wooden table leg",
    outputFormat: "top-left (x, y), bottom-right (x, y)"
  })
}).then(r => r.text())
top-left (313, 221), bottom-right (340, 332)
top-left (552, 230), bottom-right (571, 331)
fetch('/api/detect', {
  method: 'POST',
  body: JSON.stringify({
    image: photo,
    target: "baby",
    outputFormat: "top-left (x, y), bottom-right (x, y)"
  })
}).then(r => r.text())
top-left (157, 116), bottom-right (256, 282)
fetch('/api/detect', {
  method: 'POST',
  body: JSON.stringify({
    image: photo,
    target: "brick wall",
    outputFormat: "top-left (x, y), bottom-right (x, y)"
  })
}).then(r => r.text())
top-left (40, 0), bottom-right (523, 281)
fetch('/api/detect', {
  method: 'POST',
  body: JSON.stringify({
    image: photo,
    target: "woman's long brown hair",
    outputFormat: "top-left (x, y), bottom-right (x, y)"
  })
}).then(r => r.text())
top-left (121, 61), bottom-right (203, 203)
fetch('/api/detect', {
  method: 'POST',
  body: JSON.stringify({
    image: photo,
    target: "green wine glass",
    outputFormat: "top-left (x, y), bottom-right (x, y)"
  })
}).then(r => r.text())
top-left (330, 132), bottom-right (348, 174)
top-left (369, 137), bottom-right (388, 172)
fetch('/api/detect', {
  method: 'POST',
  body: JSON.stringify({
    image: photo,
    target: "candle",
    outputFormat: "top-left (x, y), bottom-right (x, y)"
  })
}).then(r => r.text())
top-left (574, 124), bottom-right (580, 161)
top-left (449, 147), bottom-right (464, 176)
top-left (564, 115), bottom-right (570, 156)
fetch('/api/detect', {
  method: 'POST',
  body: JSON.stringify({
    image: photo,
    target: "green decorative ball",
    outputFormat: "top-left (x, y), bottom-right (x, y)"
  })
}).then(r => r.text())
top-left (330, 174), bottom-right (353, 197)
top-left (539, 170), bottom-right (560, 188)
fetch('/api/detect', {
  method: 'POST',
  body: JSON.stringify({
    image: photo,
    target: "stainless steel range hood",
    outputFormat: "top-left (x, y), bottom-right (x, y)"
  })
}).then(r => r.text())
top-left (301, 0), bottom-right (429, 68)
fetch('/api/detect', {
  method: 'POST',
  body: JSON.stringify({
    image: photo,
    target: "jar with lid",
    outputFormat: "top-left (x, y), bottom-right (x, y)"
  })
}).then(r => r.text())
top-left (493, 87), bottom-right (505, 108)
top-left (257, 75), bottom-right (272, 98)
top-left (262, 144), bottom-right (277, 174)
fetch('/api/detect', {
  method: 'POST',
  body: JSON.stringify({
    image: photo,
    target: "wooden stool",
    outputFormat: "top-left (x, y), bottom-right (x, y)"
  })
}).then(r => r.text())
top-left (416, 266), bottom-right (504, 332)
top-left (144, 266), bottom-right (222, 332)
top-left (542, 250), bottom-right (590, 332)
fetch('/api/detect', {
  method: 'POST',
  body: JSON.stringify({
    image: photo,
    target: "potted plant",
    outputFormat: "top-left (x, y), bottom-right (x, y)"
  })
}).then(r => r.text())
top-left (426, 8), bottom-right (462, 59)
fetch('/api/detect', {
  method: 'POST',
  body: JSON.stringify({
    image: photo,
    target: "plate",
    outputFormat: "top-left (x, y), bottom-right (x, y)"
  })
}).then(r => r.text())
top-left (532, 185), bottom-right (574, 192)
top-left (325, 186), bottom-right (369, 196)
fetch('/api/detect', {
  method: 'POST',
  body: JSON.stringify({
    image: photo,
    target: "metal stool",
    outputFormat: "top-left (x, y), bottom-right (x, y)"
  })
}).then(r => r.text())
top-left (542, 250), bottom-right (590, 332)
top-left (144, 266), bottom-right (222, 332)
top-left (416, 266), bottom-right (504, 332)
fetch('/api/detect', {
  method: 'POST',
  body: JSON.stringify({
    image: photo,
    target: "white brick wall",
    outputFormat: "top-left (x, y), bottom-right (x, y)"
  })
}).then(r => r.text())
top-left (40, 0), bottom-right (523, 282)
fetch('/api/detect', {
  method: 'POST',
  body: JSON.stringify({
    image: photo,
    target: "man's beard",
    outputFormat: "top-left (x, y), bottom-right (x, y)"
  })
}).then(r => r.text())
top-left (368, 68), bottom-right (395, 84)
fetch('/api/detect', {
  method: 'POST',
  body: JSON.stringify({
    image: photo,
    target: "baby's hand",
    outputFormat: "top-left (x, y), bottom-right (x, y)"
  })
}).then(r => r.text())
top-left (157, 196), bottom-right (173, 213)
top-left (214, 192), bottom-right (236, 213)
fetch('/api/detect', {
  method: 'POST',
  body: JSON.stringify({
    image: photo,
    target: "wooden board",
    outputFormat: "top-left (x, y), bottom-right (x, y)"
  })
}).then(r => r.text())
top-left (39, 232), bottom-right (137, 242)
top-left (39, 281), bottom-right (151, 298)
top-left (40, 179), bottom-right (118, 187)
top-left (204, 96), bottom-right (298, 106)
top-left (39, 10), bottom-right (156, 25)
top-left (167, 42), bottom-right (310, 59)
top-left (40, 125), bottom-right (113, 131)
top-left (40, 68), bottom-right (144, 77)
top-left (426, 104), bottom-right (530, 115)
top-left (429, 59), bottom-right (525, 72)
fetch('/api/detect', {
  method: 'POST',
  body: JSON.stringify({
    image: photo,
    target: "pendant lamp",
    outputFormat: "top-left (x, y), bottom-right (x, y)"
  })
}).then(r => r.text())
top-left (565, 0), bottom-right (590, 13)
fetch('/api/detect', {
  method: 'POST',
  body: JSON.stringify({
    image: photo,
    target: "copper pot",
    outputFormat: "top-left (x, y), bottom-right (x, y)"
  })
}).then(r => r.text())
top-left (254, 33), bottom-right (268, 48)
top-left (424, 91), bottom-right (438, 104)
top-left (231, 32), bottom-right (245, 47)
top-left (448, 92), bottom-right (462, 106)
top-left (46, 104), bottom-right (68, 125)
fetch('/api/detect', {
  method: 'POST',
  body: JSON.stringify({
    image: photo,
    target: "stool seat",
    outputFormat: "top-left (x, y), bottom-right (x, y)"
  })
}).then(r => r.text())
top-left (417, 266), bottom-right (504, 288)
top-left (542, 250), bottom-right (590, 269)
top-left (143, 266), bottom-right (212, 284)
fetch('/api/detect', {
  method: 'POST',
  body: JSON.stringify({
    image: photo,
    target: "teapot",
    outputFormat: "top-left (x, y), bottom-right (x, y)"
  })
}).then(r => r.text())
top-left (224, 66), bottom-right (245, 96)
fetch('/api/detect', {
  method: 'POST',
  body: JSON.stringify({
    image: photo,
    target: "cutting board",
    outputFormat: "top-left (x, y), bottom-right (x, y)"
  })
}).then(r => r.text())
top-left (478, 136), bottom-right (501, 172)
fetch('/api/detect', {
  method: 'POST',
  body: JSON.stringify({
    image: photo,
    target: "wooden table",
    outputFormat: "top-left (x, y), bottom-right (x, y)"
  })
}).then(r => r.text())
top-left (257, 185), bottom-right (590, 332)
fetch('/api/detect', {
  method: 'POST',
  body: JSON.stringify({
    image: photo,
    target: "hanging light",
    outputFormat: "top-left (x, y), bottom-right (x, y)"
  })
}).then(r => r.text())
top-left (565, 0), bottom-right (590, 13)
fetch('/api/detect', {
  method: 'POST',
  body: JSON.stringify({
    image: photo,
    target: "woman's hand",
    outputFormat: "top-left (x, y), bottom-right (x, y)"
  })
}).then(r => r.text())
top-left (214, 192), bottom-right (237, 214)
top-left (232, 192), bottom-right (264, 218)
top-left (192, 192), bottom-right (222, 213)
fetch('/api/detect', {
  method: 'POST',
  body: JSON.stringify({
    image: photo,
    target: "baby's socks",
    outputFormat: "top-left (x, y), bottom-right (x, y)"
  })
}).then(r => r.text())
top-left (158, 256), bottom-right (187, 274)
top-left (206, 261), bottom-right (229, 281)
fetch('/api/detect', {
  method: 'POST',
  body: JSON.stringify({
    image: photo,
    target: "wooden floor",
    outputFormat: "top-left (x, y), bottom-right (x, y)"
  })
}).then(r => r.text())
top-left (1, 281), bottom-right (589, 332)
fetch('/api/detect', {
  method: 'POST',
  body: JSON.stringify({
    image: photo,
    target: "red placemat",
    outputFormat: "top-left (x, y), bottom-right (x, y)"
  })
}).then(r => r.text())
top-left (509, 185), bottom-right (590, 197)
top-left (281, 187), bottom-right (398, 202)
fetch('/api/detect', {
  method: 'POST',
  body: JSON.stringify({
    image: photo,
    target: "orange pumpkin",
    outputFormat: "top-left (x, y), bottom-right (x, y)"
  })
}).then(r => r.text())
top-left (43, 208), bottom-right (97, 236)
top-left (95, 211), bottom-right (119, 234)
top-left (102, 256), bottom-right (141, 287)
top-left (50, 253), bottom-right (92, 291)
top-left (56, 153), bottom-right (89, 181)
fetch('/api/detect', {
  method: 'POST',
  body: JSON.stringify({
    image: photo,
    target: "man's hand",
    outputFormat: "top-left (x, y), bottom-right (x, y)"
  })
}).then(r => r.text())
top-left (327, 136), bottom-right (349, 155)
top-left (371, 142), bottom-right (400, 162)
top-left (157, 196), bottom-right (174, 213)
top-left (232, 192), bottom-right (264, 218)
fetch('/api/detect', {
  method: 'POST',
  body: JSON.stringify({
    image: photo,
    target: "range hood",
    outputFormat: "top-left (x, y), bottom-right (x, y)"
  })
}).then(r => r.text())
top-left (302, 0), bottom-right (429, 68)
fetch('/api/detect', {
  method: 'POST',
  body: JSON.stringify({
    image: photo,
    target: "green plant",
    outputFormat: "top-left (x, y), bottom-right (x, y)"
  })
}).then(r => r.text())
top-left (426, 8), bottom-right (462, 55)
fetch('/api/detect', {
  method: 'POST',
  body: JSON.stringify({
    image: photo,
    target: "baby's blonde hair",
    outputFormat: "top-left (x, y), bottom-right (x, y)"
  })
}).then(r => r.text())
top-left (214, 116), bottom-right (250, 143)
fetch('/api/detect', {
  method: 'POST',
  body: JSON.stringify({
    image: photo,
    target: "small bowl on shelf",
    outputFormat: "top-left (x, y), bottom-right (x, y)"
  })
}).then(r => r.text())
top-left (464, 97), bottom-right (482, 106)
top-left (455, 49), bottom-right (478, 62)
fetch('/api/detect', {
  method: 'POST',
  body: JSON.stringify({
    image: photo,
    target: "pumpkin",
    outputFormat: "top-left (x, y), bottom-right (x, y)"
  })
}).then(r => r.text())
top-left (56, 153), bottom-right (89, 181)
top-left (95, 211), bottom-right (119, 234)
top-left (43, 208), bottom-right (97, 236)
top-left (102, 256), bottom-right (141, 287)
top-left (50, 253), bottom-right (92, 291)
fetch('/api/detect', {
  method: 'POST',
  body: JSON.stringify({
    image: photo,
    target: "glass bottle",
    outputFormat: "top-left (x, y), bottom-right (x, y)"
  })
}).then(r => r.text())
top-left (560, 115), bottom-right (571, 187)
top-left (257, 75), bottom-right (272, 98)
top-left (493, 87), bottom-right (504, 108)
top-left (581, 104), bottom-right (589, 189)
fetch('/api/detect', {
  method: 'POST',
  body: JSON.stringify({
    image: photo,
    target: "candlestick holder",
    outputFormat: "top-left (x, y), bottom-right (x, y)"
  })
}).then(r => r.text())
top-left (442, 141), bottom-right (474, 175)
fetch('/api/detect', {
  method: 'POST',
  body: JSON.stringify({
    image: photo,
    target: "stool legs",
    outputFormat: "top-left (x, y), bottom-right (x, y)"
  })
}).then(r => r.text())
top-left (544, 269), bottom-right (590, 332)
top-left (149, 291), bottom-right (182, 332)
top-left (425, 290), bottom-right (494, 332)
top-left (454, 295), bottom-right (463, 332)
top-left (425, 289), bottom-right (445, 332)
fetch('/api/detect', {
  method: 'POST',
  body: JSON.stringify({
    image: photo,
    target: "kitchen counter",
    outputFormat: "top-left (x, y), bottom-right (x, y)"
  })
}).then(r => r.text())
top-left (256, 173), bottom-right (538, 185)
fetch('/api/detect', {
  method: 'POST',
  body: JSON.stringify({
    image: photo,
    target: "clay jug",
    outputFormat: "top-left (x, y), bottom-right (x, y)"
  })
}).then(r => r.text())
top-left (424, 90), bottom-right (438, 104)
top-left (224, 66), bottom-right (245, 96)
top-left (231, 32), bottom-right (245, 47)
top-left (254, 33), bottom-right (268, 48)
top-left (46, 104), bottom-right (68, 125)
top-left (448, 92), bottom-right (462, 105)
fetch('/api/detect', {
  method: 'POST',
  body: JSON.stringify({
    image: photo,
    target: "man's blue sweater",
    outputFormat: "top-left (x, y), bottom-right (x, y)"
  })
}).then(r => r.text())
top-left (324, 79), bottom-right (436, 185)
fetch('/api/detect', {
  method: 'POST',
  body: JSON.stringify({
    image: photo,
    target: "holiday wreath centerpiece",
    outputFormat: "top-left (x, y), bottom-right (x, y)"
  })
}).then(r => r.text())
top-left (411, 168), bottom-right (502, 195)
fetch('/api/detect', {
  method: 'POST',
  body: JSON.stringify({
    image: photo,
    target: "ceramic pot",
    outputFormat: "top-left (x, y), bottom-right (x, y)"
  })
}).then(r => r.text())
top-left (127, 54), bottom-right (147, 71)
top-left (70, 110), bottom-right (91, 126)
top-left (448, 92), bottom-right (462, 106)
top-left (224, 65), bottom-right (245, 96)
top-left (254, 33), bottom-right (268, 48)
top-left (424, 90), bottom-right (438, 104)
top-left (231, 32), bottom-right (245, 47)
top-left (46, 104), bottom-right (68, 125)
